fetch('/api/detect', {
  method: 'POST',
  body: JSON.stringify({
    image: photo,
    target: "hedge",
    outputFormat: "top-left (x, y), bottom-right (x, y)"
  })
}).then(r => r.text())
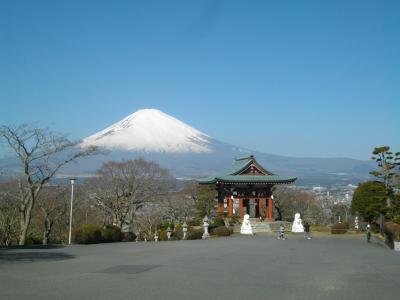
top-left (331, 223), bottom-right (348, 234)
top-left (212, 226), bottom-right (231, 237)
top-left (186, 229), bottom-right (203, 240)
top-left (122, 232), bottom-right (136, 242)
top-left (75, 224), bottom-right (124, 244)
top-left (74, 224), bottom-right (102, 244)
top-left (101, 225), bottom-right (122, 243)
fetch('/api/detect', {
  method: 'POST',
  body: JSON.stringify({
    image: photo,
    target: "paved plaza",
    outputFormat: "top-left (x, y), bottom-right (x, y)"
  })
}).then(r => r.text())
top-left (1, 234), bottom-right (399, 300)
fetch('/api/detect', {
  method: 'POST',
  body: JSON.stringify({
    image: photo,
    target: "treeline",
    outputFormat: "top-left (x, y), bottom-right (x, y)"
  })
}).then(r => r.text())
top-left (0, 161), bottom-right (207, 246)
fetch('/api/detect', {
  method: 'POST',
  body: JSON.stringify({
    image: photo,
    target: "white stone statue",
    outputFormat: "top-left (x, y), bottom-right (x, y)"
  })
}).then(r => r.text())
top-left (291, 213), bottom-right (304, 233)
top-left (240, 214), bottom-right (253, 235)
top-left (202, 216), bottom-right (210, 239)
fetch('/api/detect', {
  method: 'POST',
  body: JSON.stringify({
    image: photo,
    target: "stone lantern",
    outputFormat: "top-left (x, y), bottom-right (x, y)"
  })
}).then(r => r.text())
top-left (154, 231), bottom-right (159, 242)
top-left (182, 222), bottom-right (188, 240)
top-left (202, 216), bottom-right (209, 239)
top-left (167, 226), bottom-right (172, 240)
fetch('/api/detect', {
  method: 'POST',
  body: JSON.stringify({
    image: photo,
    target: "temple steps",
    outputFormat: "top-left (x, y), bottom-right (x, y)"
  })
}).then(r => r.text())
top-left (233, 220), bottom-right (292, 233)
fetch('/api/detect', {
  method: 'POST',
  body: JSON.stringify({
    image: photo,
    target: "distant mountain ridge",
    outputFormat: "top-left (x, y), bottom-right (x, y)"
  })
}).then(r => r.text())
top-left (1, 109), bottom-right (374, 186)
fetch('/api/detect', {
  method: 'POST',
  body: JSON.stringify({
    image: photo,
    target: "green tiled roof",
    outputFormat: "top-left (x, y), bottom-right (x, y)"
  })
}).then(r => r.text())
top-left (217, 156), bottom-right (255, 176)
top-left (198, 175), bottom-right (297, 185)
top-left (197, 155), bottom-right (296, 185)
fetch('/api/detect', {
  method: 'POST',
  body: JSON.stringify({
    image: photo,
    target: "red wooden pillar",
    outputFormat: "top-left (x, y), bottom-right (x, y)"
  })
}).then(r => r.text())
top-left (218, 199), bottom-right (224, 213)
top-left (258, 198), bottom-right (263, 218)
top-left (267, 196), bottom-right (273, 219)
top-left (239, 198), bottom-right (244, 218)
top-left (227, 196), bottom-right (233, 217)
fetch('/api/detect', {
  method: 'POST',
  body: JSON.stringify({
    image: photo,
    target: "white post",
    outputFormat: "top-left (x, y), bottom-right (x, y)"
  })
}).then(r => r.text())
top-left (68, 178), bottom-right (76, 245)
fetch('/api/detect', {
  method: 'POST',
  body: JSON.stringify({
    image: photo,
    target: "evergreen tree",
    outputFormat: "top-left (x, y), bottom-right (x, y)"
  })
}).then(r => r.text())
top-left (351, 181), bottom-right (387, 221)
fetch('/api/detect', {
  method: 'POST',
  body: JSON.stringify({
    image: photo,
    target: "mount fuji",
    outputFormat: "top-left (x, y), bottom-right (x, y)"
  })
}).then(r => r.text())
top-left (71, 108), bottom-right (373, 185)
top-left (81, 109), bottom-right (212, 153)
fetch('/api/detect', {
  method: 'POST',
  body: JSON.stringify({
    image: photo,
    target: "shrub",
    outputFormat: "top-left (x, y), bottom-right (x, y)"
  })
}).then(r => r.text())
top-left (383, 222), bottom-right (400, 249)
top-left (371, 222), bottom-right (380, 233)
top-left (173, 224), bottom-right (183, 240)
top-left (122, 232), bottom-right (136, 242)
top-left (212, 213), bottom-right (225, 227)
top-left (331, 223), bottom-right (348, 234)
top-left (227, 215), bottom-right (240, 226)
top-left (186, 219), bottom-right (199, 226)
top-left (101, 225), bottom-right (122, 243)
top-left (392, 214), bottom-right (400, 225)
top-left (310, 225), bottom-right (330, 233)
top-left (186, 229), bottom-right (203, 240)
top-left (213, 226), bottom-right (231, 237)
top-left (74, 224), bottom-right (102, 244)
top-left (159, 229), bottom-right (168, 241)
top-left (25, 236), bottom-right (42, 245)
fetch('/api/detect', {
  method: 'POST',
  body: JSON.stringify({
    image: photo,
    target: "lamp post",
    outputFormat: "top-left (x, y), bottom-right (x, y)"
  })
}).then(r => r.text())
top-left (68, 178), bottom-right (76, 245)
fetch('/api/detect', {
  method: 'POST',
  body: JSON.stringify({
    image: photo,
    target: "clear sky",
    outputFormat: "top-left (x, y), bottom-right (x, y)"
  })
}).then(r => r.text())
top-left (1, 0), bottom-right (399, 159)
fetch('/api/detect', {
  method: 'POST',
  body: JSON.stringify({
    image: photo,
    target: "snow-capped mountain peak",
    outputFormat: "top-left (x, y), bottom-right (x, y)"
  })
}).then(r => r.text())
top-left (81, 108), bottom-right (212, 153)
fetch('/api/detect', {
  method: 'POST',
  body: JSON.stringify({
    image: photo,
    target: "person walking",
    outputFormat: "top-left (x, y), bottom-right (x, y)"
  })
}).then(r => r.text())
top-left (304, 222), bottom-right (311, 239)
top-left (278, 223), bottom-right (286, 240)
top-left (366, 224), bottom-right (371, 243)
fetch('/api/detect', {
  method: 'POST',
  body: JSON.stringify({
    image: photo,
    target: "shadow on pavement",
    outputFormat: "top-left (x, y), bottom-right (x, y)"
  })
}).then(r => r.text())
top-left (0, 251), bottom-right (75, 263)
top-left (0, 244), bottom-right (66, 251)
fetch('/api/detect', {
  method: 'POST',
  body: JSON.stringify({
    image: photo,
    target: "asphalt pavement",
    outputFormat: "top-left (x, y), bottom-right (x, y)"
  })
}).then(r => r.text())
top-left (1, 234), bottom-right (399, 300)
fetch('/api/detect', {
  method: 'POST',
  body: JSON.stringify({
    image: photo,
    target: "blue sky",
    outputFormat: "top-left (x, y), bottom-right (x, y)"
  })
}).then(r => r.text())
top-left (1, 0), bottom-right (399, 159)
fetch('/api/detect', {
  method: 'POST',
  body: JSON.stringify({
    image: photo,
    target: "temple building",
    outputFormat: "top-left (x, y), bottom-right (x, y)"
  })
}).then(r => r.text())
top-left (198, 156), bottom-right (297, 220)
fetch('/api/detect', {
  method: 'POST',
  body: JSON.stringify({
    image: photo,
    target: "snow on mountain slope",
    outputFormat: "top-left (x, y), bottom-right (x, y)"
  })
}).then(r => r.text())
top-left (81, 109), bottom-right (212, 153)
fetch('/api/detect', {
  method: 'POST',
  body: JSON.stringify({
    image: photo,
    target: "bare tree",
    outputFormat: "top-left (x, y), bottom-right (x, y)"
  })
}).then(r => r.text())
top-left (162, 191), bottom-right (194, 224)
top-left (0, 181), bottom-right (20, 246)
top-left (273, 187), bottom-right (327, 225)
top-left (37, 185), bottom-right (68, 245)
top-left (133, 206), bottom-right (164, 239)
top-left (184, 181), bottom-right (216, 219)
top-left (87, 158), bottom-right (174, 229)
top-left (0, 125), bottom-right (97, 245)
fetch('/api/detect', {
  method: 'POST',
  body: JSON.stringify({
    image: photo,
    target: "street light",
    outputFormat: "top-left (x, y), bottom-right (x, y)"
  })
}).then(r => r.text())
top-left (68, 178), bottom-right (76, 245)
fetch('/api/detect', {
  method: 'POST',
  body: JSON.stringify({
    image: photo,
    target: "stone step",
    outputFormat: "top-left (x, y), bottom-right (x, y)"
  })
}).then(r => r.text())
top-left (233, 221), bottom-right (293, 233)
top-left (233, 222), bottom-right (272, 233)
top-left (268, 221), bottom-right (292, 232)
top-left (252, 222), bottom-right (272, 233)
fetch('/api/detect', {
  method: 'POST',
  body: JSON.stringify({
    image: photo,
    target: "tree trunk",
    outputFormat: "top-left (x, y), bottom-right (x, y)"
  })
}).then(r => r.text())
top-left (42, 217), bottom-right (52, 245)
top-left (18, 197), bottom-right (34, 245)
top-left (42, 231), bottom-right (48, 245)
top-left (18, 221), bottom-right (29, 246)
top-left (19, 211), bottom-right (29, 245)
